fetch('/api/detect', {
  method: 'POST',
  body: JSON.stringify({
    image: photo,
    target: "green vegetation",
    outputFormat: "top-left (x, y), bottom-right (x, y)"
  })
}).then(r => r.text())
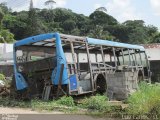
top-left (1, 85), bottom-right (160, 118)
top-left (0, 74), bottom-right (5, 81)
top-left (0, 96), bottom-right (77, 113)
top-left (31, 99), bottom-right (77, 112)
top-left (0, 3), bottom-right (14, 43)
top-left (0, 3), bottom-right (160, 43)
top-left (0, 1), bottom-right (160, 118)
top-left (0, 73), bottom-right (10, 86)
top-left (79, 95), bottom-right (110, 112)
top-left (56, 96), bottom-right (75, 107)
top-left (0, 95), bottom-right (110, 114)
top-left (0, 97), bottom-right (30, 108)
top-left (126, 82), bottom-right (160, 117)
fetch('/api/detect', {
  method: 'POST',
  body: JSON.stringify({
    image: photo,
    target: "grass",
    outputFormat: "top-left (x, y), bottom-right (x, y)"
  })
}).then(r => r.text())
top-left (0, 96), bottom-right (78, 113)
top-left (0, 95), bottom-right (111, 114)
top-left (0, 73), bottom-right (11, 87)
top-left (0, 74), bottom-right (5, 81)
top-left (56, 96), bottom-right (75, 107)
top-left (79, 94), bottom-right (110, 112)
top-left (0, 97), bottom-right (31, 108)
top-left (1, 82), bottom-right (160, 118)
top-left (31, 96), bottom-right (78, 113)
top-left (126, 82), bottom-right (160, 118)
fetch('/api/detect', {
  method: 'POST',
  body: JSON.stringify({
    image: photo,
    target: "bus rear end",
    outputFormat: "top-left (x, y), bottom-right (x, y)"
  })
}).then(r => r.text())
top-left (12, 33), bottom-right (69, 99)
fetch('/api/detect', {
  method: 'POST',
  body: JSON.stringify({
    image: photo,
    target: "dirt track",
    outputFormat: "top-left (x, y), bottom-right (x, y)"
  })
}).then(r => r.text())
top-left (0, 107), bottom-right (119, 120)
top-left (0, 107), bottom-right (63, 114)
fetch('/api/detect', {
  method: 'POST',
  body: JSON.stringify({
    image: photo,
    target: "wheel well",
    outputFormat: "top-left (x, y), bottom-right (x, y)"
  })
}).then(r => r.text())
top-left (138, 70), bottom-right (143, 76)
top-left (138, 70), bottom-right (144, 82)
top-left (96, 74), bottom-right (107, 93)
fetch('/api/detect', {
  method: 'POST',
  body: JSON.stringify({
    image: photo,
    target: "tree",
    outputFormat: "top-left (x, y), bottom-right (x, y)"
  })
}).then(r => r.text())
top-left (0, 8), bottom-right (4, 28)
top-left (2, 14), bottom-right (16, 28)
top-left (44, 0), bottom-right (56, 23)
top-left (62, 19), bottom-right (76, 33)
top-left (0, 29), bottom-right (15, 43)
top-left (74, 14), bottom-right (91, 36)
top-left (89, 11), bottom-right (118, 26)
top-left (45, 0), bottom-right (56, 9)
top-left (96, 7), bottom-right (107, 13)
top-left (122, 20), bottom-right (156, 43)
top-left (104, 24), bottom-right (130, 42)
top-left (104, 20), bottom-right (159, 44)
top-left (26, 0), bottom-right (46, 37)
top-left (146, 25), bottom-right (159, 43)
top-left (0, 4), bottom-right (15, 43)
top-left (128, 27), bottom-right (149, 44)
top-left (71, 28), bottom-right (80, 36)
top-left (151, 33), bottom-right (160, 43)
top-left (88, 25), bottom-right (114, 40)
top-left (0, 3), bottom-right (160, 44)
top-left (54, 8), bottom-right (76, 23)
top-left (0, 3), bottom-right (10, 14)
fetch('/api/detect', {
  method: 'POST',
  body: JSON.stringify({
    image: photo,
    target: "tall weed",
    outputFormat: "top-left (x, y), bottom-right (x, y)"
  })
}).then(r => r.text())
top-left (127, 82), bottom-right (160, 116)
top-left (80, 95), bottom-right (110, 112)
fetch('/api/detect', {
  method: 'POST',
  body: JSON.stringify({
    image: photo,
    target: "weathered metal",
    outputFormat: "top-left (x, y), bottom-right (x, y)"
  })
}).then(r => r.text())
top-left (11, 33), bottom-right (150, 100)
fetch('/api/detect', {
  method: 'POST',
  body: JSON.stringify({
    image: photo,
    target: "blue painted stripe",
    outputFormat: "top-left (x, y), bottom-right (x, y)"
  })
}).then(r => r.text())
top-left (87, 38), bottom-right (145, 51)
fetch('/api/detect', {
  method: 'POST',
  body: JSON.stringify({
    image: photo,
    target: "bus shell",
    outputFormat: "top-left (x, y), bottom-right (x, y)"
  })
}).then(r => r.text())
top-left (13, 33), bottom-right (151, 100)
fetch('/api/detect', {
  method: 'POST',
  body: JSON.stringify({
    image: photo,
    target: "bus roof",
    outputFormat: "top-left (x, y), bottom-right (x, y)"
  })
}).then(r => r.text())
top-left (14, 33), bottom-right (145, 51)
top-left (14, 33), bottom-right (56, 47)
top-left (87, 38), bottom-right (145, 51)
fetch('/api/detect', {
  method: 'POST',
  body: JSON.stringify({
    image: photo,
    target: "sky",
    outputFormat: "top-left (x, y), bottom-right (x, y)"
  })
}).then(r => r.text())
top-left (0, 0), bottom-right (160, 30)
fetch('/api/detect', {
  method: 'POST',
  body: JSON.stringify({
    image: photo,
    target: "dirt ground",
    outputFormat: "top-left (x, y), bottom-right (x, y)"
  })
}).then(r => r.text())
top-left (0, 107), bottom-right (63, 114)
top-left (0, 107), bottom-right (119, 120)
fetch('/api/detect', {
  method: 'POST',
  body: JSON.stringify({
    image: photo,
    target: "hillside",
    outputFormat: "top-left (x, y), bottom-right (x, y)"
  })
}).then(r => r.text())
top-left (0, 2), bottom-right (160, 44)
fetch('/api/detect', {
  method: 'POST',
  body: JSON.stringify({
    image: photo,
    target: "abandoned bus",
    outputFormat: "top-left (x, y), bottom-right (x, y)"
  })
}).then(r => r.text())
top-left (13, 33), bottom-right (151, 100)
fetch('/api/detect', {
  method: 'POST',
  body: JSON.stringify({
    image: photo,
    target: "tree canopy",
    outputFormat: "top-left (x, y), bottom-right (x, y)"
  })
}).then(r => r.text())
top-left (0, 3), bottom-right (160, 44)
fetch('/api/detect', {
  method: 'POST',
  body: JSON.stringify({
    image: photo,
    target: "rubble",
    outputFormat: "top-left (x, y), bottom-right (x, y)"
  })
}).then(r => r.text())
top-left (0, 80), bottom-right (10, 97)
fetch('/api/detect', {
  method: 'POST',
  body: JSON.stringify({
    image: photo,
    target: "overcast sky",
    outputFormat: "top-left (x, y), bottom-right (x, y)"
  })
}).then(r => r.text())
top-left (0, 0), bottom-right (160, 30)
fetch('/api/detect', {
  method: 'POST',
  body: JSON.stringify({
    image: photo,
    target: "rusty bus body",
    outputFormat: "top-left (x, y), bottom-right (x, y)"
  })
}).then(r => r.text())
top-left (13, 33), bottom-right (151, 100)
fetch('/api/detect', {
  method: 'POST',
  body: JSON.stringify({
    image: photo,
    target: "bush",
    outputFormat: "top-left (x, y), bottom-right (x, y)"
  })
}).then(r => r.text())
top-left (127, 82), bottom-right (160, 116)
top-left (0, 74), bottom-right (11, 87)
top-left (80, 95), bottom-right (110, 112)
top-left (0, 97), bottom-right (30, 108)
top-left (0, 74), bottom-right (5, 81)
top-left (56, 96), bottom-right (75, 107)
top-left (31, 99), bottom-right (57, 111)
top-left (31, 96), bottom-right (75, 112)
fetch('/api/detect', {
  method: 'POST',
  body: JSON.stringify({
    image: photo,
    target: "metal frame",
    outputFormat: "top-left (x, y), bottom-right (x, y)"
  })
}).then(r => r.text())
top-left (13, 33), bottom-right (150, 96)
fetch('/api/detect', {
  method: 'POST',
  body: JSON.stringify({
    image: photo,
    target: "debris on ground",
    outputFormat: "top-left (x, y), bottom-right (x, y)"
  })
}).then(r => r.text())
top-left (0, 80), bottom-right (5, 86)
top-left (0, 79), bottom-right (10, 97)
top-left (0, 86), bottom-right (10, 97)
